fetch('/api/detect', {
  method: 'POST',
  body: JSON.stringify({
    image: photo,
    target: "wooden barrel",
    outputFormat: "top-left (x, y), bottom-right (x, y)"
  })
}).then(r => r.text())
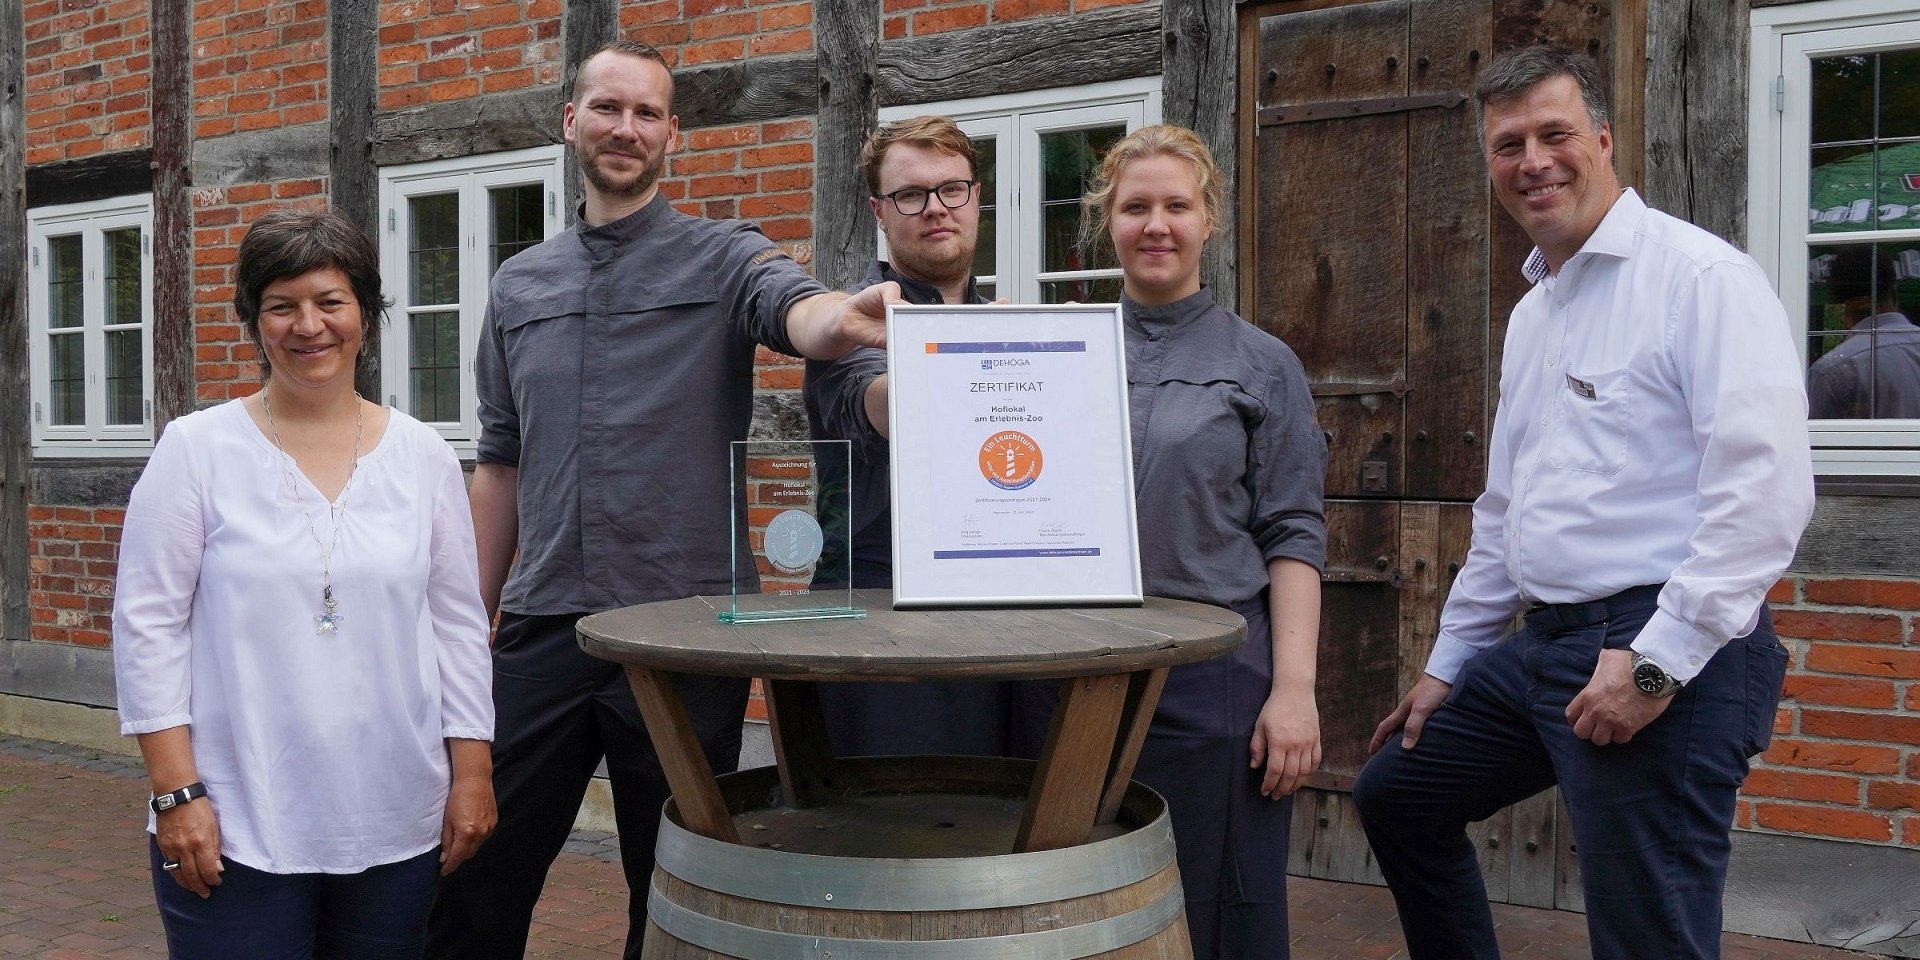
top-left (642, 755), bottom-right (1191, 959)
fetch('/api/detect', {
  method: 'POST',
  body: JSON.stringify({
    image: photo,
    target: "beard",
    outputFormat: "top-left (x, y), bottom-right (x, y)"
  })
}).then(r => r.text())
top-left (579, 142), bottom-right (667, 201)
top-left (888, 232), bottom-right (974, 290)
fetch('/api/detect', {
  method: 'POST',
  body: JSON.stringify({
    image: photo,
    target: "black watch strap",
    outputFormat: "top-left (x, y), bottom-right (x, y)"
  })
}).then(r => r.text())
top-left (150, 781), bottom-right (207, 813)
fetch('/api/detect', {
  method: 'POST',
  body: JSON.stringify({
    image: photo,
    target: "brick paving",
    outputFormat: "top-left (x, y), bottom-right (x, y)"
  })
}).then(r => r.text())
top-left (0, 735), bottom-right (1894, 959)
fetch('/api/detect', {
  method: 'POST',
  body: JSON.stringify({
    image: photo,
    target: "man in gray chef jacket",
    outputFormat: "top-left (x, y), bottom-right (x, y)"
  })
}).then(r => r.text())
top-left (426, 39), bottom-right (896, 960)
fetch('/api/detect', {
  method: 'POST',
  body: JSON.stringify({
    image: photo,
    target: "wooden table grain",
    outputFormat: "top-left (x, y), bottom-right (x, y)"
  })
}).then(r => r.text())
top-left (578, 590), bottom-right (1245, 854)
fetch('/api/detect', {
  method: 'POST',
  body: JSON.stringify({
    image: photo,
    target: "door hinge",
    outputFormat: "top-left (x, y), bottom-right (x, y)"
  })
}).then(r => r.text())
top-left (1259, 93), bottom-right (1467, 127)
top-left (387, 209), bottom-right (396, 232)
top-left (32, 402), bottom-right (41, 424)
top-left (30, 246), bottom-right (38, 268)
top-left (145, 399), bottom-right (152, 420)
top-left (1774, 75), bottom-right (1786, 114)
top-left (142, 233), bottom-right (151, 254)
top-left (549, 192), bottom-right (556, 217)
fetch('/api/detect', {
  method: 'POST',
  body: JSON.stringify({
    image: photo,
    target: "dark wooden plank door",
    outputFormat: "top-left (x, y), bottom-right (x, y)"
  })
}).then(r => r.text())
top-left (1245, 0), bottom-right (1618, 912)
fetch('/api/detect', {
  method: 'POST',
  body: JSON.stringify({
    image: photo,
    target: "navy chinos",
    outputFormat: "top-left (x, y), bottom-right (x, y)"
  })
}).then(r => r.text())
top-left (1353, 586), bottom-right (1788, 960)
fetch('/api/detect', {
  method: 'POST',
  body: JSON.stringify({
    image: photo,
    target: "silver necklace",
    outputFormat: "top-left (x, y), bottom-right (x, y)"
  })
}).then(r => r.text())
top-left (261, 389), bottom-right (364, 635)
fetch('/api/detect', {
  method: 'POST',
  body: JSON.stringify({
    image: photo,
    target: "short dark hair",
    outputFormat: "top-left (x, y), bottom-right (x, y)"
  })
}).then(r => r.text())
top-left (1829, 247), bottom-right (1900, 307)
top-left (1475, 45), bottom-right (1610, 133)
top-left (571, 39), bottom-right (672, 106)
top-left (233, 208), bottom-right (389, 378)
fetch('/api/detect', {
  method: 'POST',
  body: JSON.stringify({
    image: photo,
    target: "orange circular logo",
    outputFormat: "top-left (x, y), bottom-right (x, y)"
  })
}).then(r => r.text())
top-left (978, 431), bottom-right (1044, 490)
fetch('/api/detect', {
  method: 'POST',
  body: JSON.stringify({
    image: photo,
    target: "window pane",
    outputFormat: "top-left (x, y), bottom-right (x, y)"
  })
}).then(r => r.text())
top-left (976, 281), bottom-right (996, 300)
top-left (104, 227), bottom-right (141, 327)
top-left (1805, 242), bottom-right (1920, 420)
top-left (46, 235), bottom-right (83, 330)
top-left (1811, 54), bottom-right (1874, 145)
top-left (970, 137), bottom-right (997, 284)
top-left (490, 183), bottom-right (544, 275)
top-left (1880, 49), bottom-right (1920, 141)
top-left (409, 310), bottom-right (461, 422)
top-left (1039, 125), bottom-right (1124, 273)
top-left (106, 329), bottom-right (143, 425)
top-left (48, 332), bottom-right (84, 426)
top-left (1040, 276), bottom-right (1122, 305)
top-left (410, 193), bottom-right (460, 306)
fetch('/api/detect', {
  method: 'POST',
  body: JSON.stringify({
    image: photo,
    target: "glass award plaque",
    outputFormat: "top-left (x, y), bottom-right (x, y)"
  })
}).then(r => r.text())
top-left (721, 440), bottom-right (865, 624)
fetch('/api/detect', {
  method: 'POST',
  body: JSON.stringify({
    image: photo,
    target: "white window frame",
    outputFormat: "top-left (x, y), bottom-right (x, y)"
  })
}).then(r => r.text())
top-left (880, 77), bottom-right (1163, 303)
top-left (1751, 0), bottom-right (1920, 476)
top-left (378, 146), bottom-right (564, 447)
top-left (26, 195), bottom-right (155, 457)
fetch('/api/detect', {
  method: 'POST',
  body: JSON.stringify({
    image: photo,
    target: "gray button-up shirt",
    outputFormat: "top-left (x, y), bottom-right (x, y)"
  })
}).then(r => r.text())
top-left (476, 194), bottom-right (828, 614)
top-left (1807, 312), bottom-right (1920, 420)
top-left (1125, 289), bottom-right (1327, 609)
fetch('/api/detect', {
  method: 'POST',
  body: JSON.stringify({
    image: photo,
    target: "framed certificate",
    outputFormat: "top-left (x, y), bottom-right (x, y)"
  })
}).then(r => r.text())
top-left (886, 303), bottom-right (1143, 608)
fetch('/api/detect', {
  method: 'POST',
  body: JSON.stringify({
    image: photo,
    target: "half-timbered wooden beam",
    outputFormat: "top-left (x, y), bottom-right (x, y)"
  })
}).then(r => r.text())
top-left (23, 149), bottom-right (153, 209)
top-left (1164, 0), bottom-right (1239, 311)
top-left (0, 0), bottom-right (26, 641)
top-left (562, 0), bottom-right (617, 221)
top-left (152, 0), bottom-right (193, 431)
top-left (812, 0), bottom-right (879, 291)
top-left (330, 0), bottom-right (379, 397)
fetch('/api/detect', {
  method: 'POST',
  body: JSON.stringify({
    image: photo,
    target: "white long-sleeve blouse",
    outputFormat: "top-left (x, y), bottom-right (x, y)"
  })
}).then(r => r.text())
top-left (112, 399), bottom-right (494, 874)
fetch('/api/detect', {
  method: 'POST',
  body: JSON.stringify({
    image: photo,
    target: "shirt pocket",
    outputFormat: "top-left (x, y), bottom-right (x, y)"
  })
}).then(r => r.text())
top-left (1544, 367), bottom-right (1634, 475)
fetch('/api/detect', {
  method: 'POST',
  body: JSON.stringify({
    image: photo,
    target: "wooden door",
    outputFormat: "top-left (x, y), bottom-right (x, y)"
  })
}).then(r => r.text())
top-left (1244, 0), bottom-right (1619, 910)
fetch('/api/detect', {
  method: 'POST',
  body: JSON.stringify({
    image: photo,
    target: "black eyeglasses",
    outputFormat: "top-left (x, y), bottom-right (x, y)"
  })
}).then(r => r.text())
top-left (876, 179), bottom-right (978, 215)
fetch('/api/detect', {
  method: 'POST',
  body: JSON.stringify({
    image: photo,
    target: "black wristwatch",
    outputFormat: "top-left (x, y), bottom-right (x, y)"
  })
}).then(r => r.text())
top-left (1629, 653), bottom-right (1682, 699)
top-left (150, 781), bottom-right (207, 814)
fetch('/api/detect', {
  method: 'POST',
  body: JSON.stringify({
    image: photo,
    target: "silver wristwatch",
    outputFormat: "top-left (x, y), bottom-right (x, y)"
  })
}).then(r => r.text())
top-left (1629, 652), bottom-right (1682, 699)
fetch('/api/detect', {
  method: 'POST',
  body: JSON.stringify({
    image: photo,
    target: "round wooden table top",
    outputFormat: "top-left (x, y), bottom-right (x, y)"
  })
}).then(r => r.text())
top-left (577, 589), bottom-right (1246, 681)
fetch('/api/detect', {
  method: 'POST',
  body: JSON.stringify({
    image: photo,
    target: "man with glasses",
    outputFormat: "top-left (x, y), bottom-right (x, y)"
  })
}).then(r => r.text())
top-left (805, 115), bottom-right (1019, 757)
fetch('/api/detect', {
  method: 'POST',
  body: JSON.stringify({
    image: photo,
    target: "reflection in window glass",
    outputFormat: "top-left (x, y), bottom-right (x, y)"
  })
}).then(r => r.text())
top-left (104, 228), bottom-right (140, 327)
top-left (490, 184), bottom-right (544, 275)
top-left (971, 137), bottom-right (997, 289)
top-left (1039, 126), bottom-right (1123, 274)
top-left (106, 329), bottom-right (142, 425)
top-left (1809, 53), bottom-right (1920, 234)
top-left (49, 333), bottom-right (84, 426)
top-left (1805, 242), bottom-right (1920, 420)
top-left (410, 311), bottom-right (462, 423)
top-left (410, 194), bottom-right (460, 305)
top-left (1041, 277), bottom-right (1123, 305)
top-left (47, 235), bottom-right (82, 330)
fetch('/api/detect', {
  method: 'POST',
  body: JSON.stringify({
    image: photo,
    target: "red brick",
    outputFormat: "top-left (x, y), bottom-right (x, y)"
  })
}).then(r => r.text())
top-left (760, 217), bottom-right (809, 241)
top-left (669, 152), bottom-right (738, 175)
top-left (739, 192), bottom-right (811, 217)
top-left (1802, 577), bottom-right (1920, 610)
top-left (1801, 709), bottom-right (1920, 745)
top-left (1908, 686), bottom-right (1920, 711)
top-left (688, 126), bottom-right (758, 150)
top-left (991, 0), bottom-right (1068, 19)
top-left (760, 3), bottom-right (810, 30)
top-left (760, 120), bottom-right (812, 143)
top-left (1781, 674), bottom-right (1898, 709)
top-left (702, 198), bottom-right (737, 219)
top-left (1741, 768), bottom-right (1861, 805)
top-left (1772, 610), bottom-right (1904, 644)
top-left (1804, 643), bottom-right (1920, 678)
top-left (480, 25), bottom-right (531, 49)
top-left (1076, 0), bottom-right (1146, 9)
top-left (682, 38), bottom-right (745, 64)
top-left (748, 29), bottom-right (812, 55)
top-left (912, 3), bottom-right (986, 34)
top-left (742, 143), bottom-right (811, 169)
top-left (427, 77), bottom-right (481, 101)
top-left (759, 168), bottom-right (811, 192)
top-left (692, 11), bottom-right (757, 39)
top-left (755, 367), bottom-right (803, 390)
top-left (1754, 802), bottom-right (1892, 842)
top-left (687, 174), bottom-right (755, 198)
top-left (1866, 781), bottom-right (1920, 812)
top-left (1761, 738), bottom-right (1901, 775)
top-left (481, 67), bottom-right (535, 93)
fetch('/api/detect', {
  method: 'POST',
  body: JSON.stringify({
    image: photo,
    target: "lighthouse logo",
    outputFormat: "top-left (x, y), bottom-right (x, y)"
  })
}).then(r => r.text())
top-left (978, 431), bottom-right (1043, 490)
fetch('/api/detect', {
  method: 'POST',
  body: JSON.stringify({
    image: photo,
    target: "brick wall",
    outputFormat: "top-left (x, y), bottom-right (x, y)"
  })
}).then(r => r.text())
top-left (23, 0), bottom-right (151, 165)
top-left (190, 180), bottom-right (330, 402)
top-left (27, 507), bottom-right (125, 647)
top-left (377, 0), bottom-right (563, 110)
top-left (622, 0), bottom-right (812, 66)
top-left (190, 0), bottom-right (328, 139)
top-left (882, 0), bottom-right (1148, 40)
top-left (1740, 576), bottom-right (1920, 847)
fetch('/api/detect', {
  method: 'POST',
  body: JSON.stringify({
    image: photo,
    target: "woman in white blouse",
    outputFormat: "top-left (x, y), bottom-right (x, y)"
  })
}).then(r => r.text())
top-left (112, 209), bottom-right (495, 957)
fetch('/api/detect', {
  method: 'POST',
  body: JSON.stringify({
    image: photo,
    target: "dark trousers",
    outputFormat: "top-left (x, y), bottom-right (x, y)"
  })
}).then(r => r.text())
top-left (425, 612), bottom-right (747, 960)
top-left (1353, 586), bottom-right (1788, 960)
top-left (151, 839), bottom-right (439, 960)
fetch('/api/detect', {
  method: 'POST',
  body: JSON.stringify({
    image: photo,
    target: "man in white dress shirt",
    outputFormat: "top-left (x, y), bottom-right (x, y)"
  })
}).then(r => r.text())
top-left (1352, 46), bottom-right (1814, 960)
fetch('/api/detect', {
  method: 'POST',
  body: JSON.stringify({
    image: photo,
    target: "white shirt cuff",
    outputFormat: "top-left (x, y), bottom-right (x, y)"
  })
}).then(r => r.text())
top-left (120, 713), bottom-right (190, 736)
top-left (1423, 632), bottom-right (1486, 685)
top-left (1630, 608), bottom-right (1720, 684)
